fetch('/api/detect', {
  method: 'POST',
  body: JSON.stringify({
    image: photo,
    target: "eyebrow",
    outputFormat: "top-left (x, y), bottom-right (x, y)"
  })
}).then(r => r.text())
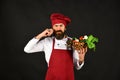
top-left (55, 24), bottom-right (64, 25)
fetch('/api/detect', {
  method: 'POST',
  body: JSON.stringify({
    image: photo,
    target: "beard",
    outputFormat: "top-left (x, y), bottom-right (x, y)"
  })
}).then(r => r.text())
top-left (53, 30), bottom-right (65, 40)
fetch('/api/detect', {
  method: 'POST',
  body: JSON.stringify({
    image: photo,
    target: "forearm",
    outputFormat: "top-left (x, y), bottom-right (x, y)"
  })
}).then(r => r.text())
top-left (35, 33), bottom-right (44, 39)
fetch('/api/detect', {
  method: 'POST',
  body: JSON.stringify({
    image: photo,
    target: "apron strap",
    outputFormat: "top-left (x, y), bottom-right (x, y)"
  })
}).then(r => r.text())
top-left (52, 38), bottom-right (55, 50)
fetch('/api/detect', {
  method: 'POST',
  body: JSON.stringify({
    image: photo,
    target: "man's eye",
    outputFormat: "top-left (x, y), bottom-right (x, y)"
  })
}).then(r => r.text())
top-left (60, 25), bottom-right (63, 27)
top-left (55, 25), bottom-right (58, 27)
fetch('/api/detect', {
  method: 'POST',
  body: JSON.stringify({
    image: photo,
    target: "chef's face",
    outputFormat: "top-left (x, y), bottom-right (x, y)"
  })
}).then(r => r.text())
top-left (52, 23), bottom-right (66, 40)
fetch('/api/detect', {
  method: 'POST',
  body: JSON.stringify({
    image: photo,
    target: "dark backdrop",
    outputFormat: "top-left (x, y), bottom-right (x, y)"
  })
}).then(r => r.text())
top-left (1, 0), bottom-right (120, 80)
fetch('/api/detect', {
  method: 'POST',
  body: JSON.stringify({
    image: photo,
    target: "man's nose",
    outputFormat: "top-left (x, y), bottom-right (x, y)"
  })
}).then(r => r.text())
top-left (56, 26), bottom-right (61, 30)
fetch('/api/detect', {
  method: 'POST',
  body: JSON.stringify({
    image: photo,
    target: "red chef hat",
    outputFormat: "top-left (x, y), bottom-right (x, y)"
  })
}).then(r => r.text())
top-left (50, 13), bottom-right (71, 27)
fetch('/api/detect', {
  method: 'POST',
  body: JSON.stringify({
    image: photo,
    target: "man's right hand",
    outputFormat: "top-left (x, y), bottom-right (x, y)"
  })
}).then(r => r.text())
top-left (35, 28), bottom-right (53, 39)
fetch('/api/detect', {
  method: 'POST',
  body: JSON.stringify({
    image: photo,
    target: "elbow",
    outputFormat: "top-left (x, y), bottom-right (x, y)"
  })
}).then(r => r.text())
top-left (24, 47), bottom-right (30, 53)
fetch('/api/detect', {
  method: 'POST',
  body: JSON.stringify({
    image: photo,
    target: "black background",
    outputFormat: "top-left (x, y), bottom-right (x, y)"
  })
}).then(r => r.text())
top-left (1, 0), bottom-right (120, 80)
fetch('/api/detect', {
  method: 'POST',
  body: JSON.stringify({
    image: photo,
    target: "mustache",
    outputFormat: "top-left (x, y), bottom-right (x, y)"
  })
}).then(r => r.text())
top-left (54, 30), bottom-right (63, 33)
top-left (53, 30), bottom-right (65, 40)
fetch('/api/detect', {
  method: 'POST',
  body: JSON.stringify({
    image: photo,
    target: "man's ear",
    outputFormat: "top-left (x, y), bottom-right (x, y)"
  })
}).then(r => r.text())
top-left (65, 28), bottom-right (66, 31)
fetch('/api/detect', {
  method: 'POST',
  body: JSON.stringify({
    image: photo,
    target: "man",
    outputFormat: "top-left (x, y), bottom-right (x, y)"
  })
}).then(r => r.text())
top-left (24, 13), bottom-right (87, 80)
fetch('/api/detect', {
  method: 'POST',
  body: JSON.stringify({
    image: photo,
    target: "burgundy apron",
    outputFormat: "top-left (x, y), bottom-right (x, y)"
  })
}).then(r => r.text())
top-left (45, 38), bottom-right (74, 80)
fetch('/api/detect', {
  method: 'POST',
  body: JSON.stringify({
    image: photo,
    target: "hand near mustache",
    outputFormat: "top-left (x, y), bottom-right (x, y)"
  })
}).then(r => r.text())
top-left (44, 28), bottom-right (54, 36)
top-left (35, 28), bottom-right (53, 39)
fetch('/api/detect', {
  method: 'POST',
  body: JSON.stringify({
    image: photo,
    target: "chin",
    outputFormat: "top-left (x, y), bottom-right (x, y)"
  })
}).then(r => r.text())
top-left (55, 35), bottom-right (64, 40)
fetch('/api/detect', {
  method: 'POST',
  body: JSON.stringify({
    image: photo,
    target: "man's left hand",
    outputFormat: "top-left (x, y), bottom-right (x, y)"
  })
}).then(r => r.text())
top-left (78, 47), bottom-right (87, 63)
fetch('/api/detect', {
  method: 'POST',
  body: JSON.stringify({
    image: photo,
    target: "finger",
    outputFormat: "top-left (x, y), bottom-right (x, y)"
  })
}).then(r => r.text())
top-left (48, 28), bottom-right (53, 32)
top-left (45, 31), bottom-right (49, 36)
top-left (79, 48), bottom-right (83, 54)
top-left (49, 29), bottom-right (53, 34)
top-left (46, 32), bottom-right (51, 36)
top-left (82, 48), bottom-right (84, 54)
top-left (84, 48), bottom-right (86, 54)
top-left (82, 48), bottom-right (85, 54)
top-left (46, 29), bottom-right (53, 36)
top-left (47, 32), bottom-right (51, 36)
top-left (84, 47), bottom-right (87, 53)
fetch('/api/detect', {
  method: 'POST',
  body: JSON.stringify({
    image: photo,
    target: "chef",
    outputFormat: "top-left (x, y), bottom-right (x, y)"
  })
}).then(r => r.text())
top-left (24, 13), bottom-right (87, 80)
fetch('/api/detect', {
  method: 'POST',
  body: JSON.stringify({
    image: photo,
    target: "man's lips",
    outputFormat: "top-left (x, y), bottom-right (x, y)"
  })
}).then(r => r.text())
top-left (56, 31), bottom-right (62, 34)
